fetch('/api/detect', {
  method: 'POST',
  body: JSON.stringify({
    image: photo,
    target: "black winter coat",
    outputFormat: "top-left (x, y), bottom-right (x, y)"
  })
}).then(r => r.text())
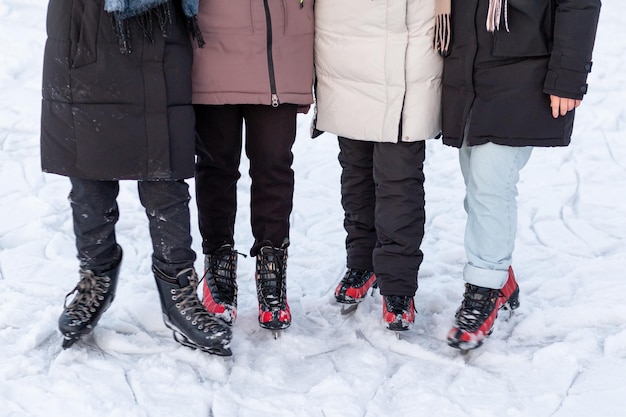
top-left (40, 0), bottom-right (196, 180)
top-left (442, 0), bottom-right (601, 148)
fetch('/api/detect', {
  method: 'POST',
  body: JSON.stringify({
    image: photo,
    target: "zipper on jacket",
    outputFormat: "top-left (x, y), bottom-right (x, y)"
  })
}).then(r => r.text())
top-left (263, 0), bottom-right (279, 107)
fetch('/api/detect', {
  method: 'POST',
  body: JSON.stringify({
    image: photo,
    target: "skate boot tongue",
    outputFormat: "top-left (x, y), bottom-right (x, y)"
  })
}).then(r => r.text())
top-left (177, 274), bottom-right (190, 288)
top-left (258, 270), bottom-right (282, 309)
top-left (174, 268), bottom-right (196, 288)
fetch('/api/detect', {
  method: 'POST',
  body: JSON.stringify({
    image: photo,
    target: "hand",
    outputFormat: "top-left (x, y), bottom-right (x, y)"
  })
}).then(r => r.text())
top-left (550, 95), bottom-right (581, 118)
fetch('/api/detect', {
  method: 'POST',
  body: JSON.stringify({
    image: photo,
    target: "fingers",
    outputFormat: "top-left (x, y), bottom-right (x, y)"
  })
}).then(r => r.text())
top-left (550, 95), bottom-right (560, 118)
top-left (550, 95), bottom-right (581, 118)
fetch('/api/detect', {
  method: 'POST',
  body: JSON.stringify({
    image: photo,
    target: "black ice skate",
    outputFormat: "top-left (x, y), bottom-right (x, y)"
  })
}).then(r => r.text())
top-left (58, 255), bottom-right (122, 349)
top-left (382, 295), bottom-right (415, 334)
top-left (334, 269), bottom-right (377, 314)
top-left (154, 266), bottom-right (232, 356)
top-left (447, 267), bottom-right (520, 350)
top-left (202, 244), bottom-right (238, 325)
top-left (255, 245), bottom-right (291, 336)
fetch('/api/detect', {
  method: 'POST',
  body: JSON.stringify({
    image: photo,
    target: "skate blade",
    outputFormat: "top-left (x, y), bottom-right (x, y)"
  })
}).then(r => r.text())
top-left (390, 329), bottom-right (411, 339)
top-left (457, 343), bottom-right (482, 354)
top-left (339, 304), bottom-right (359, 315)
top-left (393, 330), bottom-right (413, 339)
top-left (448, 337), bottom-right (484, 351)
top-left (259, 317), bottom-right (290, 335)
top-left (171, 330), bottom-right (233, 357)
top-left (500, 302), bottom-right (517, 320)
top-left (61, 335), bottom-right (80, 349)
top-left (199, 344), bottom-right (232, 356)
top-left (386, 320), bottom-right (412, 333)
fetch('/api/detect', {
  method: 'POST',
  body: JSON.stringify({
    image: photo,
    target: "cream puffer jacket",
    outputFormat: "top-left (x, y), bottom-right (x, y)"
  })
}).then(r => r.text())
top-left (314, 0), bottom-right (442, 142)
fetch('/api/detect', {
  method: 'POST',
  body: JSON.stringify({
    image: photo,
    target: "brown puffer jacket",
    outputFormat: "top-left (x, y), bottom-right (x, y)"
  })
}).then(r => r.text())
top-left (191, 0), bottom-right (314, 111)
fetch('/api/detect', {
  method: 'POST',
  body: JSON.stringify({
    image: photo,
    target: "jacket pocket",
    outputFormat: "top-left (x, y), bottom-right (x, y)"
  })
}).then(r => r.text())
top-left (70, 0), bottom-right (100, 69)
top-left (199, 0), bottom-right (254, 34)
top-left (282, 0), bottom-right (313, 36)
top-left (492, 0), bottom-right (552, 58)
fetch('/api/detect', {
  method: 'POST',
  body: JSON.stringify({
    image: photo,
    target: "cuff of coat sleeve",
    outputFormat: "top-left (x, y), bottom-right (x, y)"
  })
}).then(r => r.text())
top-left (544, 54), bottom-right (593, 100)
top-left (543, 69), bottom-right (589, 100)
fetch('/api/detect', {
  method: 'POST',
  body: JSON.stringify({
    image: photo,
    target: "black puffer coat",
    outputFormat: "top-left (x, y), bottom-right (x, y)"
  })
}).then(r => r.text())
top-left (40, 0), bottom-right (196, 180)
top-left (442, 0), bottom-right (601, 148)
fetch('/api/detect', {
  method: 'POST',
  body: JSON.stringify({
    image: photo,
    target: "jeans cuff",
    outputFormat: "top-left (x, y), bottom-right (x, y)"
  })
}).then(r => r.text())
top-left (463, 263), bottom-right (509, 289)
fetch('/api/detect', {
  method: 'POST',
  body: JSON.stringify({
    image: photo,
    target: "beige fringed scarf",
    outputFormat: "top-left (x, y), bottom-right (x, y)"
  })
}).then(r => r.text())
top-left (486, 0), bottom-right (509, 32)
top-left (434, 0), bottom-right (510, 56)
top-left (434, 0), bottom-right (451, 56)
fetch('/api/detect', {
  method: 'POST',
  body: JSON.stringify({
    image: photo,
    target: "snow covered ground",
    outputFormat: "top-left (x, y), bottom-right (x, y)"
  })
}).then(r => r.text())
top-left (1, 1), bottom-right (625, 416)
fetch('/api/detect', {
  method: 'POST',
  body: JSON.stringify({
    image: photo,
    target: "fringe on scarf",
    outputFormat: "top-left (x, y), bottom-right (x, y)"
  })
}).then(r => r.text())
top-left (109, 1), bottom-right (204, 54)
top-left (486, 0), bottom-right (510, 32)
top-left (433, 0), bottom-right (451, 57)
top-left (187, 15), bottom-right (205, 48)
top-left (434, 0), bottom-right (511, 56)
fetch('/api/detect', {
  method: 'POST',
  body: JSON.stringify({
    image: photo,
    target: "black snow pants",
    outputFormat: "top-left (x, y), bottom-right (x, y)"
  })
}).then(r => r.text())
top-left (338, 137), bottom-right (426, 297)
top-left (69, 177), bottom-right (196, 277)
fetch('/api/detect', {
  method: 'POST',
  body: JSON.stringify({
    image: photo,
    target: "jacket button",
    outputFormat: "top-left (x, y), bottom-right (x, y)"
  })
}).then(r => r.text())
top-left (580, 85), bottom-right (588, 93)
top-left (585, 63), bottom-right (593, 72)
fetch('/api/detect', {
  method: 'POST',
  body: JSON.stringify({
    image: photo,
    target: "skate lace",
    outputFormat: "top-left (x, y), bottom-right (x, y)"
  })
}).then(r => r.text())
top-left (385, 295), bottom-right (413, 314)
top-left (456, 284), bottom-right (499, 331)
top-left (256, 249), bottom-right (286, 310)
top-left (63, 270), bottom-right (112, 322)
top-left (341, 269), bottom-right (370, 287)
top-left (203, 247), bottom-right (238, 304)
top-left (171, 271), bottom-right (226, 333)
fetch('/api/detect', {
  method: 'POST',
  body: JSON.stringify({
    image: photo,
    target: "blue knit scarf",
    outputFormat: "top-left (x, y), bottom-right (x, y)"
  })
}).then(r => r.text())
top-left (104, 0), bottom-right (203, 53)
top-left (104, 0), bottom-right (198, 19)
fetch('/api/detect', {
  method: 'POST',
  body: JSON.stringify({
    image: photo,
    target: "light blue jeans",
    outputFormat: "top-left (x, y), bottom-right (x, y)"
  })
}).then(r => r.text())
top-left (459, 141), bottom-right (532, 289)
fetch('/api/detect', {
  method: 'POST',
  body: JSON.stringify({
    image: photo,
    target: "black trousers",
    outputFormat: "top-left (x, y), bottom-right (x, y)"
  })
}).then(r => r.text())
top-left (338, 137), bottom-right (426, 296)
top-left (69, 177), bottom-right (195, 277)
top-left (194, 104), bottom-right (297, 257)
